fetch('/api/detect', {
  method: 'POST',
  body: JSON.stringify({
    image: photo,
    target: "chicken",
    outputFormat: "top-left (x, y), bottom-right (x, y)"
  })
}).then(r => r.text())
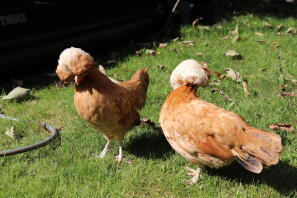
top-left (56, 47), bottom-right (149, 163)
top-left (159, 59), bottom-right (282, 184)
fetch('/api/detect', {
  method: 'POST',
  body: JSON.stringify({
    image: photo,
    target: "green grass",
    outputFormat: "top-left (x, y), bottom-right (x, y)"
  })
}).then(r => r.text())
top-left (1, 12), bottom-right (297, 198)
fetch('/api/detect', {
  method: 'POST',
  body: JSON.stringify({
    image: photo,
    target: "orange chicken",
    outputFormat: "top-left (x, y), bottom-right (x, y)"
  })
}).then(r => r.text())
top-left (56, 47), bottom-right (149, 162)
top-left (159, 59), bottom-right (282, 184)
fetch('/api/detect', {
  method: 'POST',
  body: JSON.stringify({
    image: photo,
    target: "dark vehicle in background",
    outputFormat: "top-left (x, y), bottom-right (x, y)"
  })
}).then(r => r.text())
top-left (0, 0), bottom-right (168, 80)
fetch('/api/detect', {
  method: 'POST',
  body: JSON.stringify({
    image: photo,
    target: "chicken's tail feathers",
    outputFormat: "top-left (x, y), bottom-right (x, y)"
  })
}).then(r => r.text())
top-left (232, 148), bottom-right (263, 173)
top-left (232, 127), bottom-right (282, 173)
top-left (131, 68), bottom-right (149, 85)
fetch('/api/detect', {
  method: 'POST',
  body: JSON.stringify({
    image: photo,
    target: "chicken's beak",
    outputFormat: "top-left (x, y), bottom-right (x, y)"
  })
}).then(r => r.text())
top-left (75, 75), bottom-right (80, 85)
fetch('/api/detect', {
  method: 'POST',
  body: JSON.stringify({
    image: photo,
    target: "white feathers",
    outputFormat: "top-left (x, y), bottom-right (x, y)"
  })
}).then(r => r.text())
top-left (57, 47), bottom-right (93, 73)
top-left (170, 59), bottom-right (210, 89)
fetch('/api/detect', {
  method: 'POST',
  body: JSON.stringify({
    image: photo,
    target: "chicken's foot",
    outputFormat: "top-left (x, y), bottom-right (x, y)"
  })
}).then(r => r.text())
top-left (115, 141), bottom-right (123, 164)
top-left (186, 166), bottom-right (203, 185)
top-left (97, 140), bottom-right (111, 158)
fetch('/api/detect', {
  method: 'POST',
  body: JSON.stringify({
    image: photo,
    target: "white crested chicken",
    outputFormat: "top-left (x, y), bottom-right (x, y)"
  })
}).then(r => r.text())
top-left (56, 47), bottom-right (149, 163)
top-left (159, 59), bottom-right (282, 184)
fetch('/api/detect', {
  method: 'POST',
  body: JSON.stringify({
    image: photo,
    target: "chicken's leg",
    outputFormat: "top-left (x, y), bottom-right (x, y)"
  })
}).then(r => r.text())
top-left (97, 140), bottom-right (111, 158)
top-left (115, 140), bottom-right (123, 163)
top-left (186, 166), bottom-right (203, 185)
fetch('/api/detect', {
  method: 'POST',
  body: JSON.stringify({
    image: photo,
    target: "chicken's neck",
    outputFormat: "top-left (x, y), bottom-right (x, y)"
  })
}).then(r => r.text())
top-left (75, 68), bottom-right (113, 92)
top-left (166, 85), bottom-right (200, 106)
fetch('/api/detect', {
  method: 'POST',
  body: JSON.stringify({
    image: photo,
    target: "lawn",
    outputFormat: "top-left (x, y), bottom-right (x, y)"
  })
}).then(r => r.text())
top-left (1, 7), bottom-right (297, 198)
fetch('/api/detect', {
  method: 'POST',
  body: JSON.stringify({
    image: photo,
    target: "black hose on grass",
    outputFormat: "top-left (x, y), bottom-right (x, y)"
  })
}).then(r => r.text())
top-left (0, 114), bottom-right (60, 157)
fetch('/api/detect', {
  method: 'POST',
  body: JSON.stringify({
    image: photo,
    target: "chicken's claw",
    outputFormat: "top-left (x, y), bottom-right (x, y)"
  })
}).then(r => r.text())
top-left (186, 166), bottom-right (202, 185)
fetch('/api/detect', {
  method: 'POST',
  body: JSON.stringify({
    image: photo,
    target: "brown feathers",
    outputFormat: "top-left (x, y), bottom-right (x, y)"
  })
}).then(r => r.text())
top-left (159, 85), bottom-right (282, 173)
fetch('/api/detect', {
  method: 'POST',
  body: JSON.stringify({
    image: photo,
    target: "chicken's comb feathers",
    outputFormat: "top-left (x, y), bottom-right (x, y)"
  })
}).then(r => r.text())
top-left (170, 59), bottom-right (210, 89)
top-left (56, 47), bottom-right (95, 81)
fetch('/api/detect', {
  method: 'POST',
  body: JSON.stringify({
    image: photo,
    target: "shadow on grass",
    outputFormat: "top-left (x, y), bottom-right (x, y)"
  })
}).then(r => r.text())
top-left (125, 126), bottom-right (174, 160)
top-left (207, 161), bottom-right (297, 197)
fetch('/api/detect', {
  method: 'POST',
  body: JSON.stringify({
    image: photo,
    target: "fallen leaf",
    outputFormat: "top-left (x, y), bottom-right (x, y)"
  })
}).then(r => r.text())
top-left (211, 88), bottom-right (235, 102)
top-left (156, 64), bottom-right (165, 70)
top-left (232, 35), bottom-right (241, 43)
top-left (159, 43), bottom-right (168, 48)
top-left (279, 92), bottom-right (296, 97)
top-left (263, 22), bottom-right (274, 28)
top-left (286, 27), bottom-right (297, 35)
top-left (181, 40), bottom-right (195, 46)
top-left (275, 24), bottom-right (284, 31)
top-left (229, 24), bottom-right (239, 35)
top-left (192, 18), bottom-right (201, 27)
top-left (225, 68), bottom-right (242, 82)
top-left (213, 71), bottom-right (221, 78)
top-left (135, 49), bottom-right (145, 56)
top-left (145, 49), bottom-right (159, 56)
top-left (222, 36), bottom-right (231, 40)
top-left (0, 104), bottom-right (3, 114)
top-left (269, 123), bottom-right (294, 132)
top-left (200, 42), bottom-right (209, 46)
top-left (2, 87), bottom-right (31, 100)
top-left (198, 25), bottom-right (210, 31)
top-left (5, 126), bottom-right (16, 139)
top-left (260, 67), bottom-right (269, 71)
top-left (256, 39), bottom-right (266, 43)
top-left (209, 80), bottom-right (221, 86)
top-left (172, 37), bottom-right (179, 42)
top-left (242, 81), bottom-right (250, 96)
top-left (225, 50), bottom-right (241, 58)
top-left (196, 52), bottom-right (204, 56)
top-left (271, 41), bottom-right (279, 45)
top-left (255, 32), bottom-right (264, 36)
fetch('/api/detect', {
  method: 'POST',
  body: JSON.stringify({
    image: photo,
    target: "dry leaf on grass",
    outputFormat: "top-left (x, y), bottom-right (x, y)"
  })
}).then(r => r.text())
top-left (225, 68), bottom-right (242, 82)
top-left (5, 126), bottom-right (16, 139)
top-left (196, 52), bottom-right (204, 56)
top-left (263, 22), bottom-right (274, 28)
top-left (242, 81), bottom-right (250, 96)
top-left (269, 123), bottom-right (295, 132)
top-left (198, 25), bottom-right (210, 31)
top-left (225, 50), bottom-right (241, 59)
top-left (229, 24), bottom-right (239, 35)
top-left (211, 88), bottom-right (235, 103)
top-left (156, 64), bottom-right (165, 70)
top-left (286, 27), bottom-right (297, 35)
top-left (172, 37), bottom-right (179, 42)
top-left (279, 92), bottom-right (296, 97)
top-left (255, 32), bottom-right (264, 36)
top-left (275, 24), bottom-right (284, 31)
top-left (232, 35), bottom-right (241, 43)
top-left (2, 87), bottom-right (31, 100)
top-left (159, 43), bottom-right (168, 48)
top-left (222, 36), bottom-right (231, 40)
top-left (145, 49), bottom-right (159, 56)
top-left (181, 40), bottom-right (195, 46)
top-left (216, 25), bottom-right (223, 29)
top-left (256, 39), bottom-right (266, 43)
top-left (260, 67), bottom-right (269, 72)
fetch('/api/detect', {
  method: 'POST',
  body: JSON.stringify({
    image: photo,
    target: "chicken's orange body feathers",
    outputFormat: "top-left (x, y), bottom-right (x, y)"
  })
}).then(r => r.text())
top-left (160, 85), bottom-right (282, 172)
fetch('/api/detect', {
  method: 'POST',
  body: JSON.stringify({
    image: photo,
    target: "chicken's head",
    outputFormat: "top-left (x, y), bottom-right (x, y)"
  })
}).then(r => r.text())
top-left (170, 59), bottom-right (211, 89)
top-left (56, 47), bottom-right (95, 85)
